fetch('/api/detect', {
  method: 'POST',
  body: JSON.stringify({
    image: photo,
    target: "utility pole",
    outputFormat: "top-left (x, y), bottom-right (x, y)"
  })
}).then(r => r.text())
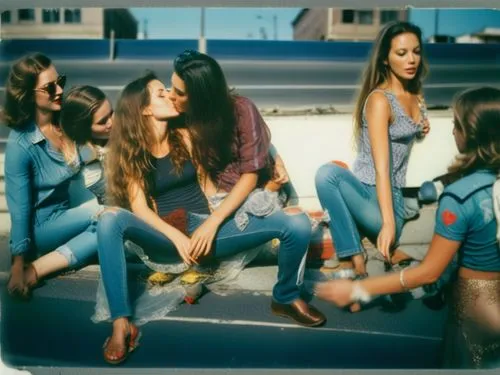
top-left (257, 13), bottom-right (278, 40)
top-left (434, 9), bottom-right (439, 41)
top-left (199, 8), bottom-right (206, 53)
top-left (273, 14), bottom-right (278, 40)
top-left (143, 18), bottom-right (148, 40)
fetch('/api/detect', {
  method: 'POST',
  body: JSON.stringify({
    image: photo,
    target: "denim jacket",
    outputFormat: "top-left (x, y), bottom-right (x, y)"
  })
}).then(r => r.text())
top-left (435, 170), bottom-right (500, 272)
top-left (5, 122), bottom-right (80, 255)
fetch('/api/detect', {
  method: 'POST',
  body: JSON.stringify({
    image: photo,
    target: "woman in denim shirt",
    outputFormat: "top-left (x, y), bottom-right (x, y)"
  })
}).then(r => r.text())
top-left (317, 87), bottom-right (500, 369)
top-left (2, 53), bottom-right (101, 298)
top-left (314, 22), bottom-right (431, 311)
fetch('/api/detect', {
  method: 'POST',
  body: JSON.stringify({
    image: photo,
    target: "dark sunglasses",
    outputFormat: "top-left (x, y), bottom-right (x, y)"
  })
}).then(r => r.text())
top-left (174, 49), bottom-right (201, 71)
top-left (34, 74), bottom-right (66, 98)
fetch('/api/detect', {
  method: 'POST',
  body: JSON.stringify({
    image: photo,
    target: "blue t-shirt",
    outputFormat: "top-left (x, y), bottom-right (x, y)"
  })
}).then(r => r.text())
top-left (435, 170), bottom-right (500, 272)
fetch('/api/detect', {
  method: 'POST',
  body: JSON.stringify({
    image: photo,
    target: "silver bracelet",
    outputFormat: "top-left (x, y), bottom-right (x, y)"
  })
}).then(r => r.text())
top-left (399, 269), bottom-right (410, 291)
top-left (350, 281), bottom-right (371, 303)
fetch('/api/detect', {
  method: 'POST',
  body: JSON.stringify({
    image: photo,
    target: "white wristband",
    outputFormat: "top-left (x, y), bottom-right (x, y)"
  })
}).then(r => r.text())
top-left (350, 281), bottom-right (371, 303)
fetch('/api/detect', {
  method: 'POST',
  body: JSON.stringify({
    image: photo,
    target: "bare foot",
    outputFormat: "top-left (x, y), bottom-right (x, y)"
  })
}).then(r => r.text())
top-left (23, 264), bottom-right (39, 289)
top-left (391, 248), bottom-right (412, 265)
top-left (351, 254), bottom-right (366, 275)
top-left (103, 319), bottom-right (139, 365)
top-left (7, 262), bottom-right (26, 298)
top-left (349, 302), bottom-right (362, 313)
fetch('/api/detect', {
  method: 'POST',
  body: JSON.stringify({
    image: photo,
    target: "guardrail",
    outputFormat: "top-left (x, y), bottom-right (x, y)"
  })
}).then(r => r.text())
top-left (1, 39), bottom-right (500, 63)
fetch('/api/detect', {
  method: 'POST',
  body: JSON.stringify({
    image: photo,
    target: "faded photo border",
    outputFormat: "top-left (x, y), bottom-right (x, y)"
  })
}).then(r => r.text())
top-left (0, 0), bottom-right (500, 9)
top-left (0, 0), bottom-right (498, 375)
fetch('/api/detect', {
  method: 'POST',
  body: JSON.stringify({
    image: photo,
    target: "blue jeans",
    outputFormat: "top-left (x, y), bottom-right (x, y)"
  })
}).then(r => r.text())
top-left (315, 163), bottom-right (405, 258)
top-left (32, 202), bottom-right (101, 267)
top-left (97, 208), bottom-right (312, 319)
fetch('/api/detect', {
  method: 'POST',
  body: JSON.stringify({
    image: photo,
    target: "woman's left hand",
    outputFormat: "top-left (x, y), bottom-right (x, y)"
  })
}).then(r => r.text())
top-left (315, 280), bottom-right (354, 307)
top-left (189, 216), bottom-right (221, 260)
top-left (421, 118), bottom-right (431, 136)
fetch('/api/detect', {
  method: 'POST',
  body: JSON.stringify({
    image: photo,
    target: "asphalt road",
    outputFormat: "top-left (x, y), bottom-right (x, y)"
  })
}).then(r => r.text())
top-left (0, 275), bottom-right (448, 370)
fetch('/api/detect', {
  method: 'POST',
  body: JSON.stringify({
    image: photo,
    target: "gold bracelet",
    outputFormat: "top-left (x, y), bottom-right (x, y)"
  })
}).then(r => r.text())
top-left (399, 269), bottom-right (410, 291)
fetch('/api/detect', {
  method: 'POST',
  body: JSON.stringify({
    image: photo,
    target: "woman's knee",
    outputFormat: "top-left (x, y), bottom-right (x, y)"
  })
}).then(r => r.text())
top-left (315, 161), bottom-right (350, 188)
top-left (96, 206), bottom-right (126, 230)
top-left (283, 207), bottom-right (312, 239)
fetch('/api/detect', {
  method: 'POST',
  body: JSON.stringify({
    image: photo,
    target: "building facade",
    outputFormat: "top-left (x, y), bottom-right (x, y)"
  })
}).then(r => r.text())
top-left (292, 8), bottom-right (408, 41)
top-left (456, 28), bottom-right (500, 44)
top-left (0, 8), bottom-right (137, 39)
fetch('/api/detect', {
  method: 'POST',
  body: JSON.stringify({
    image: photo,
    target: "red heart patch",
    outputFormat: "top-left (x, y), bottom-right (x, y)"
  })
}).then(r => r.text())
top-left (442, 210), bottom-right (457, 226)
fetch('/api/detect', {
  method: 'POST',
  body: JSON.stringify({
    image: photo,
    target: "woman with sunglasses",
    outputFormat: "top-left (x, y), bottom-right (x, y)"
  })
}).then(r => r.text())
top-left (2, 53), bottom-right (102, 298)
top-left (168, 50), bottom-right (324, 326)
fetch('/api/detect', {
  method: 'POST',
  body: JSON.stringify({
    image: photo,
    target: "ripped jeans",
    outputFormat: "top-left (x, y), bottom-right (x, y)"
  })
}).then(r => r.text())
top-left (315, 163), bottom-right (406, 258)
top-left (32, 201), bottom-right (101, 267)
top-left (96, 208), bottom-right (312, 320)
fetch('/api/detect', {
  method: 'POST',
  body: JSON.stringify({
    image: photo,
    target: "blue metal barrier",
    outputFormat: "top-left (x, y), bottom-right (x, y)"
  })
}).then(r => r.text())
top-left (0, 39), bottom-right (109, 61)
top-left (425, 43), bottom-right (500, 63)
top-left (207, 40), bottom-right (372, 61)
top-left (1, 39), bottom-right (500, 63)
top-left (114, 39), bottom-right (198, 60)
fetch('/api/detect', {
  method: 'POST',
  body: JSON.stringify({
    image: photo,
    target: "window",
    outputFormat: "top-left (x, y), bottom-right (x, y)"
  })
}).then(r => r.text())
top-left (1, 11), bottom-right (11, 24)
top-left (43, 8), bottom-right (60, 23)
top-left (381, 10), bottom-right (399, 24)
top-left (18, 9), bottom-right (35, 21)
top-left (358, 10), bottom-right (374, 25)
top-left (342, 10), bottom-right (354, 24)
top-left (64, 8), bottom-right (81, 23)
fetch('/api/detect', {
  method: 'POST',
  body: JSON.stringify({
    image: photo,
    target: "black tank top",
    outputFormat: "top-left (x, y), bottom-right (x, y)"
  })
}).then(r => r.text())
top-left (149, 154), bottom-right (210, 217)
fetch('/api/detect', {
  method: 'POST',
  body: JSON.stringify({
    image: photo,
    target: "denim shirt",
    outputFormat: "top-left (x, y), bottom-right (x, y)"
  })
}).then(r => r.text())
top-left (435, 170), bottom-right (500, 272)
top-left (5, 122), bottom-right (80, 254)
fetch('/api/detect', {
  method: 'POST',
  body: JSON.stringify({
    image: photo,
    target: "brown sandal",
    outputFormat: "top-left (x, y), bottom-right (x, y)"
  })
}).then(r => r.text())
top-left (103, 324), bottom-right (140, 365)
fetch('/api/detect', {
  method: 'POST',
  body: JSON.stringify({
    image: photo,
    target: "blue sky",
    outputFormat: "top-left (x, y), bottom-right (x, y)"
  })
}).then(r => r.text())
top-left (130, 8), bottom-right (500, 41)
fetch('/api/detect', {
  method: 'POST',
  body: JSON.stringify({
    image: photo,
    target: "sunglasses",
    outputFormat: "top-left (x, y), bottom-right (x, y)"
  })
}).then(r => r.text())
top-left (174, 49), bottom-right (202, 71)
top-left (34, 74), bottom-right (66, 98)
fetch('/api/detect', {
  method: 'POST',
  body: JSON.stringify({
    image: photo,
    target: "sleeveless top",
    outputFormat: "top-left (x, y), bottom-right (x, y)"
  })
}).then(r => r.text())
top-left (149, 154), bottom-right (210, 217)
top-left (352, 90), bottom-right (425, 188)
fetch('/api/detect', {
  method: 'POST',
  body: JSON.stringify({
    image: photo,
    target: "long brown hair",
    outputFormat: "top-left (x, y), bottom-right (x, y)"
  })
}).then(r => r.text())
top-left (1, 52), bottom-right (52, 129)
top-left (448, 87), bottom-right (500, 176)
top-left (60, 85), bottom-right (107, 145)
top-left (106, 72), bottom-right (189, 209)
top-left (353, 21), bottom-right (428, 142)
top-left (173, 51), bottom-right (236, 183)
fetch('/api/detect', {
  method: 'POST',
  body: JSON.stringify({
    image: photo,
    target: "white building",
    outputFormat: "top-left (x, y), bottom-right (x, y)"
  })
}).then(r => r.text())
top-left (456, 28), bottom-right (500, 44)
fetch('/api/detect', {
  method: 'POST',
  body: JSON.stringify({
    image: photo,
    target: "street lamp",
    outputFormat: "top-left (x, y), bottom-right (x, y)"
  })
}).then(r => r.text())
top-left (256, 14), bottom-right (278, 40)
top-left (199, 8), bottom-right (206, 53)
